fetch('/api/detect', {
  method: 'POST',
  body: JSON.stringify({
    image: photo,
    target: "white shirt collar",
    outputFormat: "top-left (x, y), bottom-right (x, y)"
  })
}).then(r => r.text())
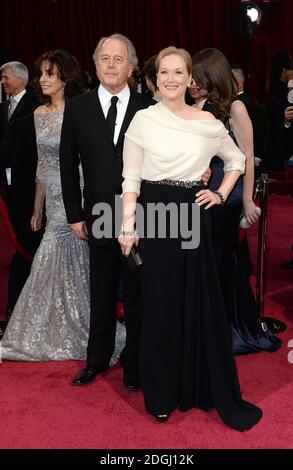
top-left (98, 84), bottom-right (130, 109)
top-left (12, 89), bottom-right (26, 103)
top-left (195, 98), bottom-right (207, 110)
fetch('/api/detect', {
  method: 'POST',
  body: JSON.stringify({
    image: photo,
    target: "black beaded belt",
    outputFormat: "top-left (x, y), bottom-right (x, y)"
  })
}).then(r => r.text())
top-left (143, 179), bottom-right (202, 189)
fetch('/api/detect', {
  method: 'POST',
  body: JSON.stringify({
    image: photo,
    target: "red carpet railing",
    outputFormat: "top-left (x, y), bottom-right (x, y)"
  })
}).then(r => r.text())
top-left (255, 173), bottom-right (287, 333)
top-left (0, 194), bottom-right (33, 263)
top-left (0, 193), bottom-right (34, 338)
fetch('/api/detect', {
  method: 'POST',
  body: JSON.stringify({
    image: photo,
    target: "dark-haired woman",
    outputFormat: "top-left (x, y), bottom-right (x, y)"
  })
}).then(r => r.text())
top-left (192, 48), bottom-right (281, 355)
top-left (1, 50), bottom-right (90, 360)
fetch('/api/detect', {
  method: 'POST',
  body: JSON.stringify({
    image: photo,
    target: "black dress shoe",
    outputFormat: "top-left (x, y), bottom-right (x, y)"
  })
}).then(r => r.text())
top-left (123, 371), bottom-right (140, 391)
top-left (71, 365), bottom-right (109, 386)
top-left (154, 414), bottom-right (170, 423)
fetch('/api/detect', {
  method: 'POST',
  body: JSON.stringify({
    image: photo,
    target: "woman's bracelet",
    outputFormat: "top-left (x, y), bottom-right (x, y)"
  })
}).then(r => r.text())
top-left (213, 190), bottom-right (225, 206)
top-left (119, 229), bottom-right (138, 237)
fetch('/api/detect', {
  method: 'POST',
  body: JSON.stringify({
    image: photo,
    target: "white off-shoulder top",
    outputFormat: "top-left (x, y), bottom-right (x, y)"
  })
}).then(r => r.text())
top-left (122, 101), bottom-right (246, 195)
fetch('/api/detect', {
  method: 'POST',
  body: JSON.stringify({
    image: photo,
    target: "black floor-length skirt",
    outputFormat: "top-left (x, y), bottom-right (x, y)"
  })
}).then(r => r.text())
top-left (139, 181), bottom-right (262, 431)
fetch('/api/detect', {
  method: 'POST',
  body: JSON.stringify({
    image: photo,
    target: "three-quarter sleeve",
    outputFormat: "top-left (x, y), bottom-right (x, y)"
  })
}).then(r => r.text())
top-left (217, 131), bottom-right (246, 174)
top-left (35, 144), bottom-right (48, 183)
top-left (122, 136), bottom-right (145, 195)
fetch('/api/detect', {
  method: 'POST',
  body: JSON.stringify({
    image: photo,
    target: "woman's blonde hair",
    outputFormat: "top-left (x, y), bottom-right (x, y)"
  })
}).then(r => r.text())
top-left (155, 46), bottom-right (192, 75)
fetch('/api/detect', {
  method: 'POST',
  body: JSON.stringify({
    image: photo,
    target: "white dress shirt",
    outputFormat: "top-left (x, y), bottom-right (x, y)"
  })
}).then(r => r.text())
top-left (11, 88), bottom-right (26, 107)
top-left (98, 84), bottom-right (130, 145)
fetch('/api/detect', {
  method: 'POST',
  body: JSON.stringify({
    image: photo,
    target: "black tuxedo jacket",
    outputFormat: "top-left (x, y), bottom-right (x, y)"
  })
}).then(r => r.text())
top-left (60, 89), bottom-right (154, 244)
top-left (0, 114), bottom-right (38, 221)
top-left (0, 91), bottom-right (37, 136)
top-left (0, 91), bottom-right (37, 187)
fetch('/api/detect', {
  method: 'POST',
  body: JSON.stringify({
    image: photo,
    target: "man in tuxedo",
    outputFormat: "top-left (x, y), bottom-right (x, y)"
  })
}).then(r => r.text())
top-left (284, 78), bottom-right (293, 150)
top-left (60, 34), bottom-right (154, 389)
top-left (0, 116), bottom-right (43, 310)
top-left (0, 62), bottom-right (37, 180)
top-left (0, 62), bottom-right (39, 316)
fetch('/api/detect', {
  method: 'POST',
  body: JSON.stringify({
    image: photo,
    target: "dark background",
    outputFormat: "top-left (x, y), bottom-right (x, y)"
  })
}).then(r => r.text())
top-left (0, 0), bottom-right (293, 103)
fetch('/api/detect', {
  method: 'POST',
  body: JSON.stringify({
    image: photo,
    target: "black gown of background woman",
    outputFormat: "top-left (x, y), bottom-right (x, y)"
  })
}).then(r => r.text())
top-left (204, 100), bottom-right (281, 355)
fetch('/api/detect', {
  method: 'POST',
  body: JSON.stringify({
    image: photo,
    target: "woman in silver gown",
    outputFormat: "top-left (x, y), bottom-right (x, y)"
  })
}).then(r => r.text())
top-left (1, 50), bottom-right (91, 360)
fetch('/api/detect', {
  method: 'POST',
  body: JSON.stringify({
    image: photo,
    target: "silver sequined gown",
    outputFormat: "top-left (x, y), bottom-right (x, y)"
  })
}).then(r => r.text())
top-left (1, 111), bottom-right (125, 361)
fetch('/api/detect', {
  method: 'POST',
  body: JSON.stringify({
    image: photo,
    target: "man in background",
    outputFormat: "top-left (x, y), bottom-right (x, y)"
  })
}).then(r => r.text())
top-left (0, 61), bottom-right (39, 319)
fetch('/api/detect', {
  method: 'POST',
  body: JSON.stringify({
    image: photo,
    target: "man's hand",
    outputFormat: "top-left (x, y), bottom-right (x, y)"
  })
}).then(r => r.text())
top-left (285, 106), bottom-right (293, 125)
top-left (70, 221), bottom-right (88, 240)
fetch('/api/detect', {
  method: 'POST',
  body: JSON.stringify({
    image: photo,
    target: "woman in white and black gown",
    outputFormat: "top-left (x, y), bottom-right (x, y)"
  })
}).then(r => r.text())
top-left (119, 47), bottom-right (262, 431)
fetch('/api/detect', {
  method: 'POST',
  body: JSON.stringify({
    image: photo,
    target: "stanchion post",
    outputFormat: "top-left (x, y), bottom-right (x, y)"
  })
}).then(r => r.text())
top-left (255, 173), bottom-right (286, 333)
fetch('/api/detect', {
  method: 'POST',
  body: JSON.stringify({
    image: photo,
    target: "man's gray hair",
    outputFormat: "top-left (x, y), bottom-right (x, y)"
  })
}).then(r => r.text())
top-left (0, 61), bottom-right (29, 86)
top-left (93, 33), bottom-right (138, 68)
top-left (231, 67), bottom-right (245, 83)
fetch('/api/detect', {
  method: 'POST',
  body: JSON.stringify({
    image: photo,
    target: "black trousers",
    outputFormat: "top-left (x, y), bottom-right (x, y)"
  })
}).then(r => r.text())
top-left (87, 239), bottom-right (142, 375)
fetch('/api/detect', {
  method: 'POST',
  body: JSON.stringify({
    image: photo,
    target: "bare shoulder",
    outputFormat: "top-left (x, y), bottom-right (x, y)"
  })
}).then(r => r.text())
top-left (34, 105), bottom-right (49, 115)
top-left (231, 100), bottom-right (250, 125)
top-left (231, 99), bottom-right (246, 116)
top-left (192, 108), bottom-right (216, 121)
top-left (188, 106), bottom-right (216, 121)
top-left (201, 110), bottom-right (216, 121)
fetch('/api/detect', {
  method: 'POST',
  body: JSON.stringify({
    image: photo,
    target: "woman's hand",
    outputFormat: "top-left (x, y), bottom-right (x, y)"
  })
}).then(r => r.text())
top-left (195, 189), bottom-right (222, 209)
top-left (31, 211), bottom-right (43, 231)
top-left (118, 230), bottom-right (139, 257)
top-left (243, 199), bottom-right (261, 225)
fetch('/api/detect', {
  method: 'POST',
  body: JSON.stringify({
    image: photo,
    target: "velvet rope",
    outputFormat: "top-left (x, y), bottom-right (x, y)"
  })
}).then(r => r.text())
top-left (238, 228), bottom-right (246, 244)
top-left (0, 195), bottom-right (33, 263)
top-left (116, 300), bottom-right (124, 319)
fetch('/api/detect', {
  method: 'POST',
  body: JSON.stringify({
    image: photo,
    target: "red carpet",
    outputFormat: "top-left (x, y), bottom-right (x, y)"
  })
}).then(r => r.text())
top-left (0, 195), bottom-right (292, 449)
